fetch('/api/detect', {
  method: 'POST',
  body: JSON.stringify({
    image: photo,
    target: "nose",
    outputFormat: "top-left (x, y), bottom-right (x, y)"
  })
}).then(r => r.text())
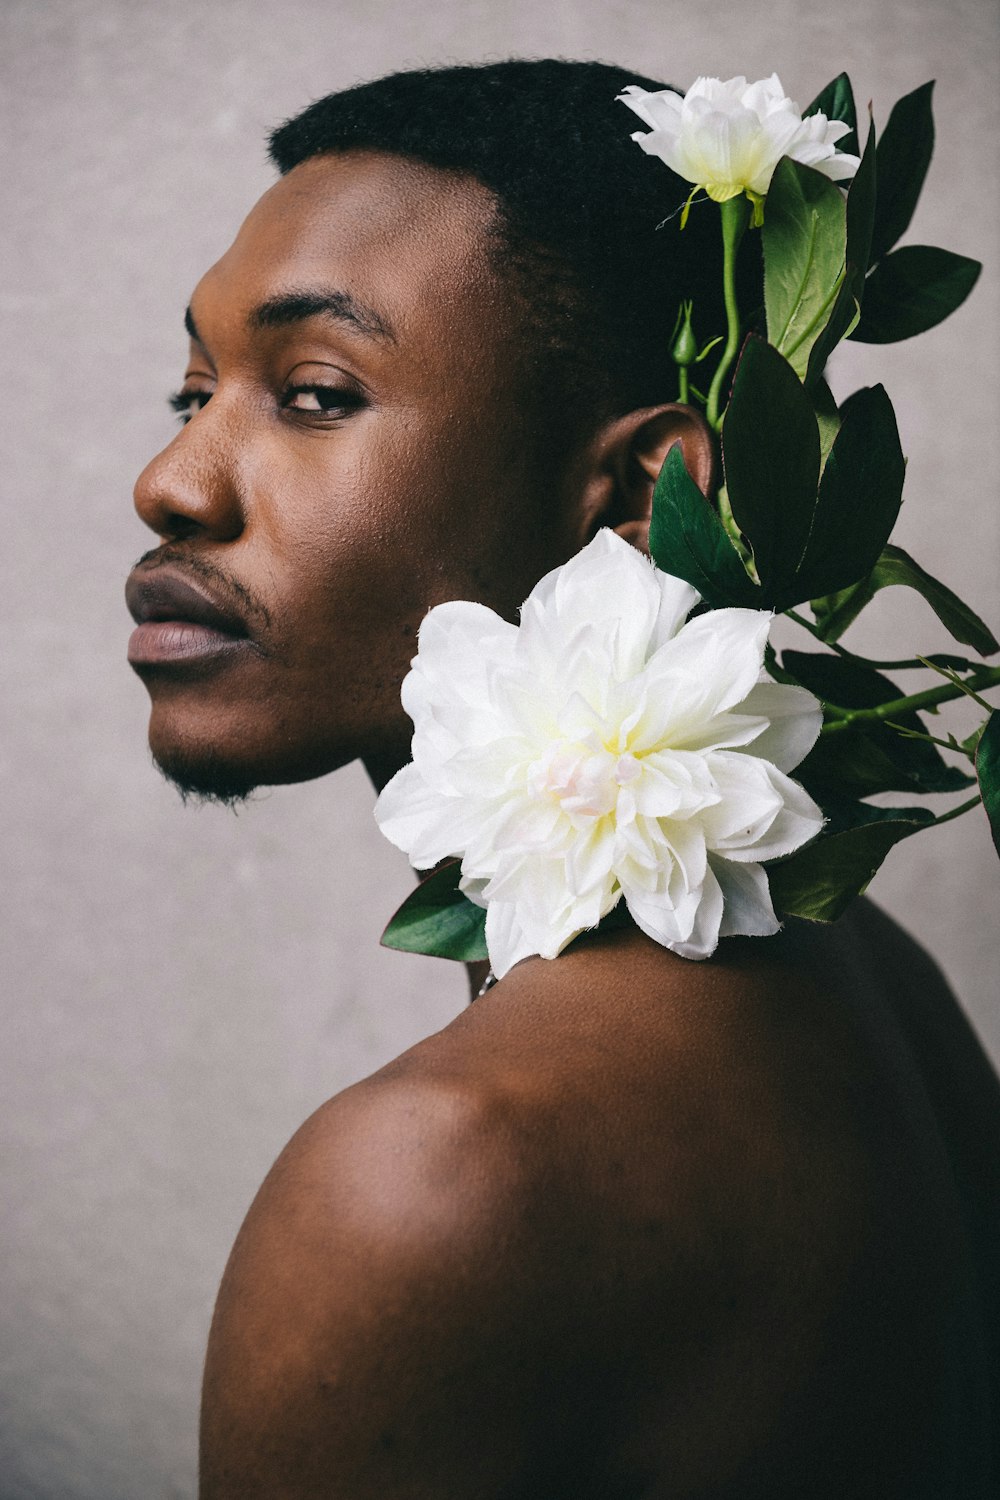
top-left (133, 410), bottom-right (245, 543)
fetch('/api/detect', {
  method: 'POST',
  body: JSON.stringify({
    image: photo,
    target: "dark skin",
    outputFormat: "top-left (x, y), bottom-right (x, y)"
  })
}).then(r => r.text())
top-left (131, 151), bottom-right (1000, 1496)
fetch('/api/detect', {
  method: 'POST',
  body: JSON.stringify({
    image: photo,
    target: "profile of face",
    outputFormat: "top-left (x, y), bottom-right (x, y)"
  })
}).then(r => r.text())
top-left (128, 150), bottom-right (712, 801)
top-left (128, 152), bottom-right (602, 799)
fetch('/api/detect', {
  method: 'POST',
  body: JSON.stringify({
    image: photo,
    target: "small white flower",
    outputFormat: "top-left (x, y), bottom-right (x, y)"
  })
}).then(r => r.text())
top-left (618, 73), bottom-right (860, 208)
top-left (375, 530), bottom-right (824, 978)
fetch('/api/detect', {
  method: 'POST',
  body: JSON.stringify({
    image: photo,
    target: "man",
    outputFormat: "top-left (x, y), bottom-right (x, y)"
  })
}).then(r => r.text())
top-left (127, 60), bottom-right (999, 1497)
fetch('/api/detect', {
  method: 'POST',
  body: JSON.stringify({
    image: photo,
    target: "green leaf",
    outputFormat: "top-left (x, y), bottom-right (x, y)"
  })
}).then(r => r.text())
top-left (649, 443), bottom-right (761, 608)
top-left (798, 720), bottom-right (974, 798)
top-left (805, 115), bottom-right (877, 385)
top-left (782, 650), bottom-right (900, 710)
top-left (788, 385), bottom-right (904, 603)
top-left (784, 650), bottom-right (975, 796)
top-left (768, 817), bottom-right (929, 922)
top-left (975, 711), bottom-right (1000, 856)
top-left (722, 336), bottom-right (819, 601)
top-left (763, 158), bottom-right (847, 379)
top-left (850, 245), bottom-right (981, 343)
top-left (845, 113), bottom-right (878, 275)
top-left (381, 860), bottom-right (488, 962)
top-left (812, 377), bottom-right (841, 473)
top-left (804, 72), bottom-right (859, 158)
top-left (811, 543), bottom-right (999, 654)
top-left (869, 81), bottom-right (935, 265)
top-left (816, 794), bottom-right (936, 837)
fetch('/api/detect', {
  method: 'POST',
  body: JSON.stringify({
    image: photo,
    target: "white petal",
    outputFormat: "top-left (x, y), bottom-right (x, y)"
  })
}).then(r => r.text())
top-left (670, 863), bottom-right (725, 959)
top-left (625, 862), bottom-right (723, 960)
top-left (374, 763), bottom-right (469, 868)
top-left (703, 755), bottom-right (824, 863)
top-left (644, 607), bottom-right (771, 734)
top-left (736, 680), bottom-right (823, 771)
top-left (617, 84), bottom-right (684, 133)
top-left (649, 566), bottom-right (701, 650)
top-left (565, 819), bottom-right (617, 895)
top-left (403, 601), bottom-right (518, 754)
top-left (485, 900), bottom-right (544, 978)
top-left (712, 856), bottom-right (781, 938)
top-left (625, 879), bottom-right (701, 950)
top-left (414, 600), bottom-right (516, 690)
top-left (520, 530), bottom-right (661, 682)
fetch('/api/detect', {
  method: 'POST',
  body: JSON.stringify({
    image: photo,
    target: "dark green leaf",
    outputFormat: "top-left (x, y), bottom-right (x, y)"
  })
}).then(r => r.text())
top-left (869, 81), bottom-right (934, 264)
top-left (783, 650), bottom-right (975, 796)
top-left (381, 860), bottom-right (488, 962)
top-left (649, 443), bottom-right (761, 608)
top-left (975, 711), bottom-right (1000, 856)
top-left (811, 543), bottom-right (999, 654)
top-left (722, 336), bottom-right (819, 599)
top-left (804, 72), bottom-right (859, 158)
top-left (788, 385), bottom-right (904, 603)
top-left (805, 116), bottom-right (876, 384)
top-left (782, 649), bottom-right (906, 710)
top-left (798, 719), bottom-right (974, 798)
top-left (768, 817), bottom-right (929, 922)
top-left (816, 794), bottom-right (936, 837)
top-left (851, 245), bottom-right (981, 343)
top-left (847, 113), bottom-right (878, 275)
top-left (763, 159), bottom-right (847, 379)
top-left (803, 280), bottom-right (860, 388)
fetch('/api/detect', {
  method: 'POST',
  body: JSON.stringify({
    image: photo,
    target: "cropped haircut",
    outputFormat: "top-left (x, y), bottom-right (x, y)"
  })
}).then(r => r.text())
top-left (269, 59), bottom-right (760, 424)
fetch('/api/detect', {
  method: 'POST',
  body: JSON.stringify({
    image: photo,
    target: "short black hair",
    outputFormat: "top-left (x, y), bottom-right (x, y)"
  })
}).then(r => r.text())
top-left (269, 59), bottom-right (757, 423)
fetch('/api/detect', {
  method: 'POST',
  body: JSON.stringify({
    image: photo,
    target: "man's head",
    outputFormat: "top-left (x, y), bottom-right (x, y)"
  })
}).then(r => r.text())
top-left (129, 60), bottom-right (730, 802)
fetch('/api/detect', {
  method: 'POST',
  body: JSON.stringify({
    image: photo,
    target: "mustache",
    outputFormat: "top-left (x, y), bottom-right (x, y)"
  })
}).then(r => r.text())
top-left (131, 545), bottom-right (273, 632)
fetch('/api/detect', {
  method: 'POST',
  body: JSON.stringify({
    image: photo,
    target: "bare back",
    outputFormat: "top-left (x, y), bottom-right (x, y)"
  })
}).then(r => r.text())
top-left (201, 904), bottom-right (999, 1497)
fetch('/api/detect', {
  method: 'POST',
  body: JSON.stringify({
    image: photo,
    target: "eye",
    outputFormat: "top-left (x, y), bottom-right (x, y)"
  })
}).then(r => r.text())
top-left (168, 389), bottom-right (211, 425)
top-left (281, 383), bottom-right (366, 417)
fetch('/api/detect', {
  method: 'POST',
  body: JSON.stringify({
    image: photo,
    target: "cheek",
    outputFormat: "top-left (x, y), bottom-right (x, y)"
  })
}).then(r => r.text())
top-left (242, 430), bottom-right (434, 686)
top-left (241, 394), bottom-right (572, 684)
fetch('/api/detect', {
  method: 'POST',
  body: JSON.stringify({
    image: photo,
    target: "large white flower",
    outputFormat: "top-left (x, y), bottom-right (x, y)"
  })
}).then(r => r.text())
top-left (618, 74), bottom-right (860, 206)
top-left (375, 530), bottom-right (824, 978)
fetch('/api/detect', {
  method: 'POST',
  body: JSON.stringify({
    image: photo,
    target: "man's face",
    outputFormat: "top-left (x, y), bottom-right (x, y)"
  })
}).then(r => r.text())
top-left (129, 152), bottom-right (588, 798)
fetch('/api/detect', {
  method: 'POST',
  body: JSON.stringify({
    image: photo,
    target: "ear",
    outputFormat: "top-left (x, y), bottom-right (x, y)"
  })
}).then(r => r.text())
top-left (577, 404), bottom-right (716, 553)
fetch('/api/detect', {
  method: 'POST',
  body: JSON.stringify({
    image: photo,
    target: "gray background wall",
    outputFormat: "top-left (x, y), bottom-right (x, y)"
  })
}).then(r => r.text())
top-left (1, 0), bottom-right (997, 1495)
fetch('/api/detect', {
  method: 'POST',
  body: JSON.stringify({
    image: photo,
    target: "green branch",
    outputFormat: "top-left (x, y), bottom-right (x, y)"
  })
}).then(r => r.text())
top-left (930, 793), bottom-right (983, 827)
top-left (821, 666), bottom-right (1000, 734)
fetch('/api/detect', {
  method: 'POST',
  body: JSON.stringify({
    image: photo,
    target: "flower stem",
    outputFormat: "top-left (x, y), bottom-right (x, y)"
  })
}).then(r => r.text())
top-left (821, 666), bottom-right (1000, 735)
top-left (930, 793), bottom-right (983, 828)
top-left (706, 196), bottom-right (751, 432)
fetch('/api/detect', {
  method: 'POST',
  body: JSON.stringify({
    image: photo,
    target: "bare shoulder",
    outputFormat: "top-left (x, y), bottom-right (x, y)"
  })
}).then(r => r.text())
top-left (199, 1059), bottom-right (545, 1497)
top-left (201, 920), bottom-right (998, 1496)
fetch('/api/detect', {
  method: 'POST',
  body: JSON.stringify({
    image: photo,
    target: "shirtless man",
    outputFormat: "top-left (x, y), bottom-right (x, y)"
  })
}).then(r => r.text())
top-left (126, 60), bottom-right (999, 1497)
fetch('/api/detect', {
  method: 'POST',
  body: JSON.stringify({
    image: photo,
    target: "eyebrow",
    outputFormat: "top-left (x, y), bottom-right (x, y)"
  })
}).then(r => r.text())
top-left (184, 290), bottom-right (396, 346)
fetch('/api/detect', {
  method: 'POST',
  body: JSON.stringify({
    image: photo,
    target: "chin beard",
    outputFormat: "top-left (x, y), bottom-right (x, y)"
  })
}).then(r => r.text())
top-left (152, 746), bottom-right (259, 809)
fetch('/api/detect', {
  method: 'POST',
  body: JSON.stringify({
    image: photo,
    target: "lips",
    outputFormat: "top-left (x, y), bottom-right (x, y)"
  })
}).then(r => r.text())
top-left (125, 567), bottom-right (258, 669)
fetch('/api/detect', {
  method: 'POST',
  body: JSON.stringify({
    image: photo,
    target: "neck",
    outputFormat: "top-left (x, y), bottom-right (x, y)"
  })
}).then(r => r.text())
top-left (361, 741), bottom-right (410, 796)
top-left (465, 957), bottom-right (492, 1003)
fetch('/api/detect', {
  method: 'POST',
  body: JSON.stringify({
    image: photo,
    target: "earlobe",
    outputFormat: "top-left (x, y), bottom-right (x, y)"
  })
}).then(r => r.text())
top-left (582, 403), bottom-right (715, 554)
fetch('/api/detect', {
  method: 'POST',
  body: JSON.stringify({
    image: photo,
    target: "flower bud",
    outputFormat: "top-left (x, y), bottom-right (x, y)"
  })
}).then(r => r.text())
top-left (672, 301), bottom-right (698, 367)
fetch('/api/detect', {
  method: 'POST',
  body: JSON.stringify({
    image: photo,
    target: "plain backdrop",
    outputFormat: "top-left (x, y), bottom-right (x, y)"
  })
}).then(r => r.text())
top-left (2, 0), bottom-right (998, 1495)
